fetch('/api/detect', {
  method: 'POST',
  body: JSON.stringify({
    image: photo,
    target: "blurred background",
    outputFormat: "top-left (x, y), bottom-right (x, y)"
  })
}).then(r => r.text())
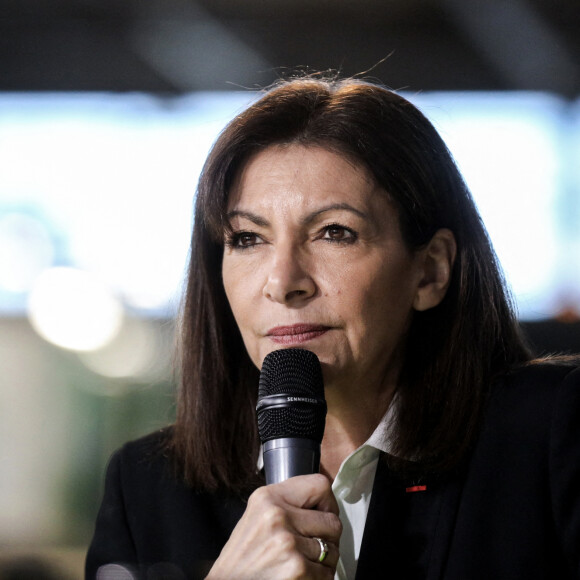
top-left (1, 0), bottom-right (579, 577)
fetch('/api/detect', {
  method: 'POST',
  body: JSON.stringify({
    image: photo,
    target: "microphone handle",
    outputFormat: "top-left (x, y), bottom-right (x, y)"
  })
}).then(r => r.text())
top-left (263, 438), bottom-right (321, 485)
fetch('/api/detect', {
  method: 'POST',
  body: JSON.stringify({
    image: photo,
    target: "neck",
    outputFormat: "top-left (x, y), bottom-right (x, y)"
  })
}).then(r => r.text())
top-left (319, 383), bottom-right (395, 480)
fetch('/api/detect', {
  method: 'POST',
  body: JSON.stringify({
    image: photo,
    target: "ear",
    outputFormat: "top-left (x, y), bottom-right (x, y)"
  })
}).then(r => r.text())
top-left (413, 228), bottom-right (456, 312)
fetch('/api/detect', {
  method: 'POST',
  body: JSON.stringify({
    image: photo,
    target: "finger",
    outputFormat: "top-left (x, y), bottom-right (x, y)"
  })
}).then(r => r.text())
top-left (296, 559), bottom-right (336, 580)
top-left (275, 473), bottom-right (337, 512)
top-left (246, 484), bottom-right (340, 543)
top-left (293, 508), bottom-right (342, 545)
top-left (315, 482), bottom-right (339, 515)
top-left (305, 536), bottom-right (339, 570)
top-left (292, 536), bottom-right (339, 573)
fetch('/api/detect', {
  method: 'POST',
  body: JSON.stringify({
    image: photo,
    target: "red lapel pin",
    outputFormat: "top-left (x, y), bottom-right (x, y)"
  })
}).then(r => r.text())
top-left (405, 485), bottom-right (427, 493)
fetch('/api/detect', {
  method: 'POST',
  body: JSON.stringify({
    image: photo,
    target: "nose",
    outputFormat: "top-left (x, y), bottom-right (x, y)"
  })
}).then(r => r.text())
top-left (262, 244), bottom-right (316, 304)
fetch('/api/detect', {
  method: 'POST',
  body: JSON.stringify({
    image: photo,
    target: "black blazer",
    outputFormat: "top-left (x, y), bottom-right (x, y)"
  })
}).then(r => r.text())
top-left (86, 362), bottom-right (580, 579)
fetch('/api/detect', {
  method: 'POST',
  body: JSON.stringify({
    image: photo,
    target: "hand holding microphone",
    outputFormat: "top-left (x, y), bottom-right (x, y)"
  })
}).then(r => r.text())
top-left (206, 349), bottom-right (341, 580)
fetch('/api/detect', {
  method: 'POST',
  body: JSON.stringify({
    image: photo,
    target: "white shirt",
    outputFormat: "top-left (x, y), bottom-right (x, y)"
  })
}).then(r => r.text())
top-left (332, 404), bottom-right (396, 580)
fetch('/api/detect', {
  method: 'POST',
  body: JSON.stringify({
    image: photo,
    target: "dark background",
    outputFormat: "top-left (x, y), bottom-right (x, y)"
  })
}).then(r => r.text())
top-left (1, 0), bottom-right (579, 96)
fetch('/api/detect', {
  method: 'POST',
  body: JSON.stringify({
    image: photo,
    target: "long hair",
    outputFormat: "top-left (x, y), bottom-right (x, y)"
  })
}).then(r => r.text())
top-left (171, 77), bottom-right (531, 492)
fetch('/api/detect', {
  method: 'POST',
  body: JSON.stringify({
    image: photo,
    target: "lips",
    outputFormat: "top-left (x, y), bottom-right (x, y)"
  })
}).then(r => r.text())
top-left (266, 324), bottom-right (330, 345)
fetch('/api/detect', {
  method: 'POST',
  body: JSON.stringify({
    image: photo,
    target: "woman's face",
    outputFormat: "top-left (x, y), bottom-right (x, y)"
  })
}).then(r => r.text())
top-left (222, 145), bottom-right (429, 393)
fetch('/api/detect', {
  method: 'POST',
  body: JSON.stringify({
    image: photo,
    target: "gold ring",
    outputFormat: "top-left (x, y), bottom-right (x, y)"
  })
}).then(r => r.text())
top-left (314, 537), bottom-right (328, 563)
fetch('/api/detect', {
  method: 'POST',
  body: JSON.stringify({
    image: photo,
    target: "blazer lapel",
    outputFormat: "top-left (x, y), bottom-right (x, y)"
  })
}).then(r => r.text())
top-left (425, 475), bottom-right (463, 580)
top-left (355, 454), bottom-right (463, 580)
top-left (355, 453), bottom-right (403, 579)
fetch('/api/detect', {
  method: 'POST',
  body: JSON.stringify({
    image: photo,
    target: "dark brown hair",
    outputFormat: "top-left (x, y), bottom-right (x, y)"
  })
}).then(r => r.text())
top-left (171, 77), bottom-right (531, 492)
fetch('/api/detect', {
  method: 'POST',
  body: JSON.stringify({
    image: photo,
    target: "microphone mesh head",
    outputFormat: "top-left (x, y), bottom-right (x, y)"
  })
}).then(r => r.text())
top-left (257, 348), bottom-right (326, 443)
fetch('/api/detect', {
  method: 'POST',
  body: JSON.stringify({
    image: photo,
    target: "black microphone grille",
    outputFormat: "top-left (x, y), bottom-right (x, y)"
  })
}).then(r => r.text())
top-left (259, 348), bottom-right (324, 398)
top-left (257, 348), bottom-right (326, 443)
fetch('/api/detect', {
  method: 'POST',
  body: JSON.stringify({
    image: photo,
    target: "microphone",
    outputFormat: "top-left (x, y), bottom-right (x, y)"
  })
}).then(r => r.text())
top-left (257, 348), bottom-right (327, 485)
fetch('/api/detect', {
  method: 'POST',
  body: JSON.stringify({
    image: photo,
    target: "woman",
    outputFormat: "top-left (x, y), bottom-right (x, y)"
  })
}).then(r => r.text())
top-left (86, 78), bottom-right (580, 579)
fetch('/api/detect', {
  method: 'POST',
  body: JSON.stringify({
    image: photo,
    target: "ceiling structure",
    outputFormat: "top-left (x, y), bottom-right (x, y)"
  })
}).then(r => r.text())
top-left (1, 0), bottom-right (579, 96)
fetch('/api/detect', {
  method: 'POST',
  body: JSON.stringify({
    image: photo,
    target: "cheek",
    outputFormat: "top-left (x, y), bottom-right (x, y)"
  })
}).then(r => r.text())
top-left (223, 275), bottom-right (262, 365)
top-left (222, 259), bottom-right (247, 323)
top-left (347, 262), bottom-right (417, 325)
top-left (222, 258), bottom-right (263, 354)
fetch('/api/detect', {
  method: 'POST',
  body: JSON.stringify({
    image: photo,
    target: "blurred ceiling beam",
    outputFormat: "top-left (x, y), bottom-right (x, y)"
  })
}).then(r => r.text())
top-left (128, 0), bottom-right (270, 92)
top-left (0, 0), bottom-right (578, 95)
top-left (443, 0), bottom-right (580, 96)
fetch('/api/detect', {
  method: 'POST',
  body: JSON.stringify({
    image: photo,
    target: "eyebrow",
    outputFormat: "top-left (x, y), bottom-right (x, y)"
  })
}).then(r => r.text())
top-left (226, 203), bottom-right (369, 228)
top-left (225, 210), bottom-right (270, 227)
top-left (301, 203), bottom-right (369, 224)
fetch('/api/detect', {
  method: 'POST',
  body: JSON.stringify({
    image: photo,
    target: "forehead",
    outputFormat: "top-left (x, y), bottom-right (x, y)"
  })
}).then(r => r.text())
top-left (227, 144), bottom-right (381, 212)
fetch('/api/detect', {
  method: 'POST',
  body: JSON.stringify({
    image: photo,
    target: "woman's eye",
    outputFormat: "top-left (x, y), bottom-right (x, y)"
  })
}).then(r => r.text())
top-left (321, 225), bottom-right (357, 243)
top-left (228, 231), bottom-right (261, 248)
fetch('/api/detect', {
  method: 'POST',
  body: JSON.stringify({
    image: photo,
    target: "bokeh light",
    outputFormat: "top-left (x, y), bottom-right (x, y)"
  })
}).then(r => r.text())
top-left (78, 317), bottom-right (166, 382)
top-left (27, 267), bottom-right (123, 352)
